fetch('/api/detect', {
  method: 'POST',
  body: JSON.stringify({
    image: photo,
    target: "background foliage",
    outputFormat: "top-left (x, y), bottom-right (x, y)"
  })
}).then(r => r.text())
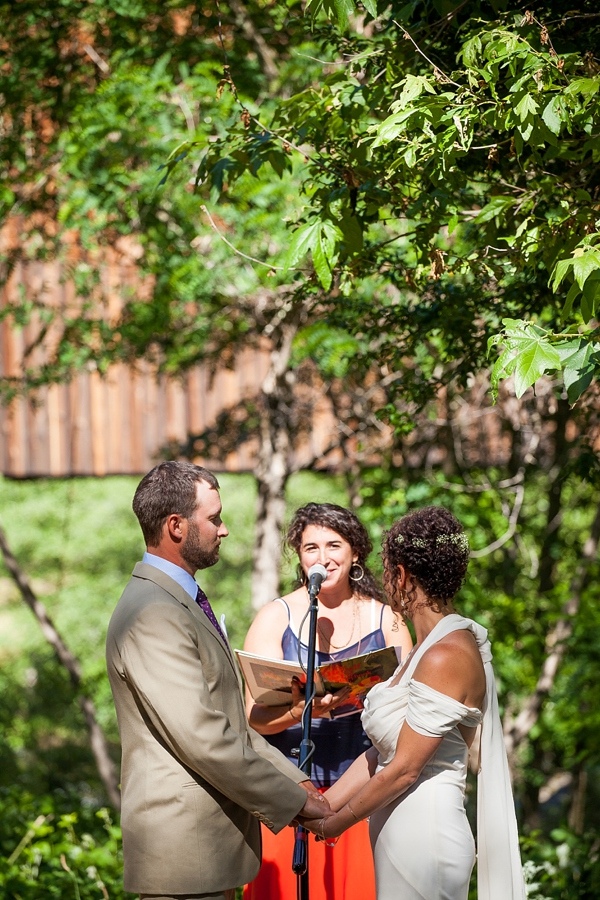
top-left (2, 0), bottom-right (600, 897)
top-left (1, 468), bottom-right (599, 897)
top-left (2, 0), bottom-right (599, 404)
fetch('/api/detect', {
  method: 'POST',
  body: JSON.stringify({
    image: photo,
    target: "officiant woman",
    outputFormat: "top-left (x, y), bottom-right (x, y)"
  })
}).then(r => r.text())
top-left (243, 502), bottom-right (413, 900)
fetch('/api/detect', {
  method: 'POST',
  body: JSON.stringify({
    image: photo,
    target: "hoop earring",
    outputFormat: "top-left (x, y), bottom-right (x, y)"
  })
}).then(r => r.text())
top-left (349, 563), bottom-right (364, 582)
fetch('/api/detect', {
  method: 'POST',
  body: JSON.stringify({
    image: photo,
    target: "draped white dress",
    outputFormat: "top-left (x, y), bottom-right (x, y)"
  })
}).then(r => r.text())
top-left (361, 615), bottom-right (526, 900)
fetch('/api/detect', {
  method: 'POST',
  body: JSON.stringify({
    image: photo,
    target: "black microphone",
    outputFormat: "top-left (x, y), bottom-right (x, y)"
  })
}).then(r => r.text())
top-left (307, 563), bottom-right (328, 596)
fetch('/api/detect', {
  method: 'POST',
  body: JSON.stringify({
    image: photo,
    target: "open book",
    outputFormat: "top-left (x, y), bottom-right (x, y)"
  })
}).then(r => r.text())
top-left (235, 645), bottom-right (401, 717)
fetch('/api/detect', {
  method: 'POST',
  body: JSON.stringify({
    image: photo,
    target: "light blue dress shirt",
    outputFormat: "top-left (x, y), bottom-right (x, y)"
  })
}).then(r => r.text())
top-left (142, 551), bottom-right (198, 600)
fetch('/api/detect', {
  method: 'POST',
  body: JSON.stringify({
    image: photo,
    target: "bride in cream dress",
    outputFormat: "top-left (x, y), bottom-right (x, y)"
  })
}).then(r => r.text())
top-left (303, 507), bottom-right (526, 900)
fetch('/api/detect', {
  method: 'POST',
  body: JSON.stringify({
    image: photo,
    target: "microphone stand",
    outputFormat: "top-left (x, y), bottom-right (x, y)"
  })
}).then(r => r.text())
top-left (292, 569), bottom-right (324, 900)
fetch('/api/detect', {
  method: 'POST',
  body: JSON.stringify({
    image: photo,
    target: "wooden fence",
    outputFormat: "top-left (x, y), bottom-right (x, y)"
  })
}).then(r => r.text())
top-left (0, 249), bottom-right (333, 478)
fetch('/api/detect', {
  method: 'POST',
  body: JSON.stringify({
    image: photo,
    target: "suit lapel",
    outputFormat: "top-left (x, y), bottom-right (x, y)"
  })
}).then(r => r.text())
top-left (131, 562), bottom-right (239, 678)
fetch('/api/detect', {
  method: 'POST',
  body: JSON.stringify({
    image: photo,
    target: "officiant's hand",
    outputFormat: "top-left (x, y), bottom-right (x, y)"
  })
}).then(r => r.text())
top-left (290, 677), bottom-right (352, 720)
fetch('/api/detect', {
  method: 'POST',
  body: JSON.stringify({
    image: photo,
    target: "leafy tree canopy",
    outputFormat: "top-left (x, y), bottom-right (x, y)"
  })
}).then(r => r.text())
top-left (1, 0), bottom-right (321, 395)
top-left (193, 0), bottom-right (600, 404)
top-left (1, 0), bottom-right (600, 416)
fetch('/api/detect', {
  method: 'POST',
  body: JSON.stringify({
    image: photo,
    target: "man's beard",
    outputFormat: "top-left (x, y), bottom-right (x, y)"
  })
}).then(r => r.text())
top-left (181, 519), bottom-right (220, 571)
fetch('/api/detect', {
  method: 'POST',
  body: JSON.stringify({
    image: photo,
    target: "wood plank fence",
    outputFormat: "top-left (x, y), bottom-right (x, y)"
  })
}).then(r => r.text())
top-left (0, 249), bottom-right (333, 478)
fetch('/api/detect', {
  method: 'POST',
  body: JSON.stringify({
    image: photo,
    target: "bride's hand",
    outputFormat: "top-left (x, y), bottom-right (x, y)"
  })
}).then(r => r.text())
top-left (300, 811), bottom-right (343, 843)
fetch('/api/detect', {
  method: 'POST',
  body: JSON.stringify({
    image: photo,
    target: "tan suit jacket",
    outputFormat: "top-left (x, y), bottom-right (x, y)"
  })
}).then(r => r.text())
top-left (106, 562), bottom-right (307, 895)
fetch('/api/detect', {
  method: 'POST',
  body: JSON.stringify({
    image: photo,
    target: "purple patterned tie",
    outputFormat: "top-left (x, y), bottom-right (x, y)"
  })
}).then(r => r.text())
top-left (195, 585), bottom-right (228, 645)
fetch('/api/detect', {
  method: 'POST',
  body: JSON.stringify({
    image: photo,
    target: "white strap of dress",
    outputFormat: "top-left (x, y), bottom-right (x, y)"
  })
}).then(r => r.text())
top-left (404, 615), bottom-right (526, 900)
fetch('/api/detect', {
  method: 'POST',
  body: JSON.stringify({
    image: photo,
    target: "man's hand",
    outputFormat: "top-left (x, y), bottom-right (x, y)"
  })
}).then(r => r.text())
top-left (299, 779), bottom-right (320, 794)
top-left (297, 790), bottom-right (332, 821)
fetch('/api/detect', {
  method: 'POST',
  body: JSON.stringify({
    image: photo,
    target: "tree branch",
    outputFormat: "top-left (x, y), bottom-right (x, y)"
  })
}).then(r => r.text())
top-left (0, 522), bottom-right (121, 809)
top-left (228, 0), bottom-right (279, 82)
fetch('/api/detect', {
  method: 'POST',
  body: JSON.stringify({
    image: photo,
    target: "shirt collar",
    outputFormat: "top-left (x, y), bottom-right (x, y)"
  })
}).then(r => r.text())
top-left (142, 551), bottom-right (198, 601)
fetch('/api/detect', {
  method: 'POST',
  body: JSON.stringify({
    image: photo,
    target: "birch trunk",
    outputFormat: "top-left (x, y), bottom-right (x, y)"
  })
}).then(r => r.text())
top-left (251, 320), bottom-right (298, 611)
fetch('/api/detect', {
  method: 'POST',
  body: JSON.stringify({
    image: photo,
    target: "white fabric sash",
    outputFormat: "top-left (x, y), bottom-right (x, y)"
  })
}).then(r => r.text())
top-left (403, 614), bottom-right (526, 900)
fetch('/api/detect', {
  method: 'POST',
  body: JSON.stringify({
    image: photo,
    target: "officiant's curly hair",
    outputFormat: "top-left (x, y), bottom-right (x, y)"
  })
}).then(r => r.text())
top-left (382, 506), bottom-right (470, 607)
top-left (286, 502), bottom-right (384, 602)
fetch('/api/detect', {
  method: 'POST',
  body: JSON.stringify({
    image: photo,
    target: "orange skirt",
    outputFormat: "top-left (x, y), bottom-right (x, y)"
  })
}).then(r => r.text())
top-left (244, 819), bottom-right (375, 900)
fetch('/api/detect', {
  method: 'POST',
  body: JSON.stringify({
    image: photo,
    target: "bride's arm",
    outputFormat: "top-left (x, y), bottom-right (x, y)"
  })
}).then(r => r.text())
top-left (324, 746), bottom-right (379, 811)
top-left (305, 641), bottom-right (478, 839)
top-left (303, 724), bottom-right (441, 837)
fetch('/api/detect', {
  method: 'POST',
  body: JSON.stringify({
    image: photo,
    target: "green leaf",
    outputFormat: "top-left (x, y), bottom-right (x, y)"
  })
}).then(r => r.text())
top-left (314, 220), bottom-right (338, 288)
top-left (513, 338), bottom-right (562, 398)
top-left (562, 281), bottom-right (580, 318)
top-left (287, 218), bottom-right (341, 289)
top-left (514, 93), bottom-right (538, 123)
top-left (306, 0), bottom-right (357, 30)
top-left (541, 96), bottom-right (563, 135)
top-left (554, 338), bottom-right (594, 369)
top-left (489, 345), bottom-right (518, 401)
top-left (447, 214), bottom-right (459, 235)
top-left (573, 249), bottom-right (600, 291)
top-left (283, 221), bottom-right (321, 271)
top-left (491, 321), bottom-right (562, 399)
top-left (460, 35), bottom-right (482, 68)
top-left (404, 144), bottom-right (418, 167)
top-left (339, 214), bottom-right (364, 253)
top-left (371, 109), bottom-right (413, 146)
top-left (563, 365), bottom-right (594, 403)
top-left (564, 77), bottom-right (600, 98)
top-left (333, 0), bottom-right (356, 30)
top-left (581, 273), bottom-right (600, 323)
top-left (475, 195), bottom-right (516, 224)
top-left (550, 257), bottom-right (574, 292)
top-left (312, 235), bottom-right (333, 289)
top-left (361, 0), bottom-right (378, 17)
top-left (396, 74), bottom-right (435, 110)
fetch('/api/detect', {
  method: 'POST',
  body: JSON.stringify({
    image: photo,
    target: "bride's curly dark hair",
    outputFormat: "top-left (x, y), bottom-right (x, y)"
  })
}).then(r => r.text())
top-left (382, 506), bottom-right (470, 608)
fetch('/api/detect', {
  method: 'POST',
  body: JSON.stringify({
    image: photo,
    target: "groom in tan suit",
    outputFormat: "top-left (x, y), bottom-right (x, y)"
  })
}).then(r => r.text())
top-left (106, 461), bottom-right (329, 900)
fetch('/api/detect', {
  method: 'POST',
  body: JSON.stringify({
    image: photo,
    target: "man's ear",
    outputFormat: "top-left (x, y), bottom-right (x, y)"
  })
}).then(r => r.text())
top-left (165, 513), bottom-right (185, 543)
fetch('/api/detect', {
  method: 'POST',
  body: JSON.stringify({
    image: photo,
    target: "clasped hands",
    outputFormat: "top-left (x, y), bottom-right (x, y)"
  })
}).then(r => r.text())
top-left (294, 782), bottom-right (340, 841)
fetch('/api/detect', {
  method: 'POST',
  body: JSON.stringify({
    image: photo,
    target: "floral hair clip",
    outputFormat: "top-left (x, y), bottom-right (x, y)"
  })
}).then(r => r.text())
top-left (436, 533), bottom-right (470, 553)
top-left (396, 532), bottom-right (469, 553)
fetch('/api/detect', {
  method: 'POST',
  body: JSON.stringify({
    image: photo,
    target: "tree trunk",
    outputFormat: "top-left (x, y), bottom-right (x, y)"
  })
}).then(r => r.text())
top-left (538, 396), bottom-right (570, 594)
top-left (0, 522), bottom-right (121, 810)
top-left (568, 763), bottom-right (587, 835)
top-left (251, 321), bottom-right (298, 610)
top-left (503, 503), bottom-right (600, 770)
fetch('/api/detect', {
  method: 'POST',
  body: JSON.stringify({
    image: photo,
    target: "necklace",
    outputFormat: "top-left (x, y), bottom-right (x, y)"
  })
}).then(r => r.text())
top-left (316, 597), bottom-right (360, 651)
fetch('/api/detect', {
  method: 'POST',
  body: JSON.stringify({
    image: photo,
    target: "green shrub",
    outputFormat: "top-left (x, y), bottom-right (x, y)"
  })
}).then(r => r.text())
top-left (0, 788), bottom-right (135, 899)
top-left (520, 830), bottom-right (600, 900)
